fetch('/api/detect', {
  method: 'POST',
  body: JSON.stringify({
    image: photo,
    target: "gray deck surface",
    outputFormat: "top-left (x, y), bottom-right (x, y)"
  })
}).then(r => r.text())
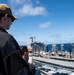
top-left (33, 56), bottom-right (74, 69)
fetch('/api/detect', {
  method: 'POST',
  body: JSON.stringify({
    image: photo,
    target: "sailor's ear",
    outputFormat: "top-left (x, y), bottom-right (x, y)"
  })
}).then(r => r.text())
top-left (3, 14), bottom-right (8, 21)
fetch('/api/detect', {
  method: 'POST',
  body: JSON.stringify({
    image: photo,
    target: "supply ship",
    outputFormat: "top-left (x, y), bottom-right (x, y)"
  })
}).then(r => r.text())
top-left (23, 37), bottom-right (74, 75)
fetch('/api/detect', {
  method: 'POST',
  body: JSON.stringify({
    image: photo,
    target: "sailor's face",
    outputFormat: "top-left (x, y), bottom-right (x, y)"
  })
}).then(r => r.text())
top-left (24, 52), bottom-right (29, 62)
top-left (5, 17), bottom-right (12, 30)
top-left (2, 14), bottom-right (12, 30)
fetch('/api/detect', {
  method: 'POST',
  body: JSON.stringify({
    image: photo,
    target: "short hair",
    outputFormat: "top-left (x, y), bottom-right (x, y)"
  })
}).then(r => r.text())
top-left (21, 46), bottom-right (28, 55)
top-left (0, 14), bottom-right (15, 22)
top-left (0, 14), bottom-right (5, 20)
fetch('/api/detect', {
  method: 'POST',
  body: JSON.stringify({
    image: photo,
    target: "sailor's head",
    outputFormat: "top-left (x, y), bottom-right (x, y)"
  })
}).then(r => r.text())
top-left (0, 4), bottom-right (17, 22)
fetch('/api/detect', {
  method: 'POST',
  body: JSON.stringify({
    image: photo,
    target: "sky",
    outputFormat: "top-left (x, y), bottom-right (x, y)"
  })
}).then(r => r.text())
top-left (0, 0), bottom-right (74, 45)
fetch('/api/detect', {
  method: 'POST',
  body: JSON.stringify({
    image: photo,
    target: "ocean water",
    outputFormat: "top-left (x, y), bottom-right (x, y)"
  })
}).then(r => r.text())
top-left (34, 60), bottom-right (74, 75)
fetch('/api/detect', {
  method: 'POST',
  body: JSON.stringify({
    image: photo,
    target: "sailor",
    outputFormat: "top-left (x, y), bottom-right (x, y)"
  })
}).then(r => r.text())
top-left (0, 3), bottom-right (33, 75)
top-left (21, 46), bottom-right (36, 75)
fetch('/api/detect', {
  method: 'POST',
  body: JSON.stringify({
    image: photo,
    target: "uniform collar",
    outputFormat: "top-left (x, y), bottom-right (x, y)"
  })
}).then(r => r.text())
top-left (0, 27), bottom-right (8, 33)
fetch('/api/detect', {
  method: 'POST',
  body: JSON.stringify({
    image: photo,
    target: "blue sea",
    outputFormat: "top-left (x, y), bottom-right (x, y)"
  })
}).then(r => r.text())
top-left (34, 60), bottom-right (73, 75)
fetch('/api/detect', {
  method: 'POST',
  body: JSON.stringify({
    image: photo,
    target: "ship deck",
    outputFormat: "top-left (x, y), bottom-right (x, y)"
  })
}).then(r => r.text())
top-left (33, 56), bottom-right (74, 69)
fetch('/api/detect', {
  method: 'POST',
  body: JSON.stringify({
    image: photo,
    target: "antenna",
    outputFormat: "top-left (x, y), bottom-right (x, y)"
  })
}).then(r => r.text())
top-left (29, 37), bottom-right (36, 44)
